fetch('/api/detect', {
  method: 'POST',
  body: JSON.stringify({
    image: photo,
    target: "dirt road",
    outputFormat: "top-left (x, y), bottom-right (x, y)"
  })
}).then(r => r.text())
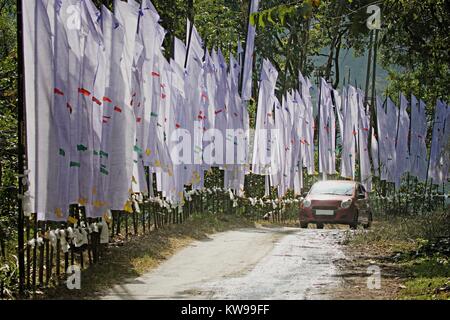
top-left (102, 227), bottom-right (347, 300)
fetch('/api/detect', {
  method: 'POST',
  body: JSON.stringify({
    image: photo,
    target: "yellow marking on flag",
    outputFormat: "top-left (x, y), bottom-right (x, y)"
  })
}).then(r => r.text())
top-left (67, 216), bottom-right (78, 225)
top-left (55, 208), bottom-right (63, 219)
top-left (123, 200), bottom-right (133, 213)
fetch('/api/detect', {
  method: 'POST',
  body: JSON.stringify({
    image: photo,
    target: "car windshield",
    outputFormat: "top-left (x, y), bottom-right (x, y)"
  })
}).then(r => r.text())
top-left (309, 182), bottom-right (355, 196)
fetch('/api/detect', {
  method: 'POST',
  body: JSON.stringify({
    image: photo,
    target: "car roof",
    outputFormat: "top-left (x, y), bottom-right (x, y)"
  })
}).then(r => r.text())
top-left (314, 180), bottom-right (357, 184)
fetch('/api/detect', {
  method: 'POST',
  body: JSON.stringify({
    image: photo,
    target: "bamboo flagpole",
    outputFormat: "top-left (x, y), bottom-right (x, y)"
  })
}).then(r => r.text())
top-left (184, 0), bottom-right (194, 69)
top-left (16, 0), bottom-right (26, 295)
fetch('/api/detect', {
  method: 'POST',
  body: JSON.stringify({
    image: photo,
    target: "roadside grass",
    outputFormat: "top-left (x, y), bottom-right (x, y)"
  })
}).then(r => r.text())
top-left (344, 210), bottom-right (450, 300)
top-left (43, 213), bottom-right (255, 300)
top-left (399, 256), bottom-right (450, 300)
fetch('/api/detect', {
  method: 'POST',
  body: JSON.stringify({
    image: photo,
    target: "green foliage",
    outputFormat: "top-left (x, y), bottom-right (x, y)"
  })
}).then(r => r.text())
top-left (379, 0), bottom-right (450, 108)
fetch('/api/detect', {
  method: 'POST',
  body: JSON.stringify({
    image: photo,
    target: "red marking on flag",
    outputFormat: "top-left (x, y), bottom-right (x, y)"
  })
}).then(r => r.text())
top-left (151, 71), bottom-right (160, 77)
top-left (78, 88), bottom-right (91, 96)
top-left (103, 96), bottom-right (112, 103)
top-left (102, 116), bottom-right (111, 124)
top-left (114, 106), bottom-right (122, 113)
top-left (160, 84), bottom-right (166, 88)
top-left (54, 88), bottom-right (64, 96)
top-left (136, 117), bottom-right (142, 123)
top-left (161, 94), bottom-right (167, 99)
top-left (362, 127), bottom-right (369, 131)
top-left (92, 96), bottom-right (102, 106)
top-left (201, 92), bottom-right (208, 100)
top-left (234, 112), bottom-right (238, 117)
top-left (66, 103), bottom-right (73, 114)
top-left (352, 130), bottom-right (357, 135)
top-left (215, 109), bottom-right (223, 115)
top-left (175, 123), bottom-right (181, 129)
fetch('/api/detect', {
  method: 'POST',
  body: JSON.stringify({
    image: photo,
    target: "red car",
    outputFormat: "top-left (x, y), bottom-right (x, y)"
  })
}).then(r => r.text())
top-left (299, 180), bottom-right (372, 229)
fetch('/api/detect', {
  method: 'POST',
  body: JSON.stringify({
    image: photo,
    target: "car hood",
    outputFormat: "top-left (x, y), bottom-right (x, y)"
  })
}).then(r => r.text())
top-left (306, 194), bottom-right (353, 201)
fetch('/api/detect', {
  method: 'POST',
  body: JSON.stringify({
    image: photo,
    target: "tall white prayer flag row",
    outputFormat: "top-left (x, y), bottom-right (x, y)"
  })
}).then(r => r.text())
top-left (22, 0), bottom-right (449, 222)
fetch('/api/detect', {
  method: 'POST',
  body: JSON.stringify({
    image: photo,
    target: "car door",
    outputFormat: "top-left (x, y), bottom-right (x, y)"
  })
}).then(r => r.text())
top-left (355, 184), bottom-right (369, 223)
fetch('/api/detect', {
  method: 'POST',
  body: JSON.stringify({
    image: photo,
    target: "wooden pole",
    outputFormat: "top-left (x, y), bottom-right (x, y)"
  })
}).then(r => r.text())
top-left (184, 0), bottom-right (194, 69)
top-left (16, 0), bottom-right (26, 295)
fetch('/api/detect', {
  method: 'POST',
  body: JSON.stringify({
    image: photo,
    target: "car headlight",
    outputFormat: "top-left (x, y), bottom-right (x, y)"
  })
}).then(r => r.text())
top-left (303, 199), bottom-right (311, 208)
top-left (341, 199), bottom-right (352, 209)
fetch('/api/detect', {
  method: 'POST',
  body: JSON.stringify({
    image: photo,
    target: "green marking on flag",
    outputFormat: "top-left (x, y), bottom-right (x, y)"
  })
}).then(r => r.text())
top-left (100, 168), bottom-right (109, 175)
top-left (70, 161), bottom-right (81, 168)
top-left (100, 151), bottom-right (109, 158)
top-left (93, 150), bottom-right (99, 156)
top-left (151, 112), bottom-right (158, 117)
top-left (77, 144), bottom-right (88, 152)
top-left (134, 145), bottom-right (143, 154)
top-left (59, 149), bottom-right (66, 156)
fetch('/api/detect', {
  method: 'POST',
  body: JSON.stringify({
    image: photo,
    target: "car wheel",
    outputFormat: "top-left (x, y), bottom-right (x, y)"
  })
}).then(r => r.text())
top-left (300, 222), bottom-right (308, 228)
top-left (316, 223), bottom-right (324, 229)
top-left (363, 212), bottom-right (373, 229)
top-left (350, 212), bottom-right (359, 230)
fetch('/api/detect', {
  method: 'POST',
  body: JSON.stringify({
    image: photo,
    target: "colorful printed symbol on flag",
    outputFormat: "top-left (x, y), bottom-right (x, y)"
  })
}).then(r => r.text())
top-left (55, 208), bottom-right (63, 219)
top-left (92, 96), bottom-right (102, 106)
top-left (114, 106), bottom-right (122, 113)
top-left (59, 149), bottom-right (66, 157)
top-left (100, 165), bottom-right (109, 176)
top-left (103, 96), bottom-right (112, 103)
top-left (151, 71), bottom-right (160, 77)
top-left (123, 200), bottom-right (133, 213)
top-left (54, 88), bottom-right (64, 96)
top-left (67, 216), bottom-right (78, 225)
top-left (77, 144), bottom-right (88, 152)
top-left (78, 88), bottom-right (91, 96)
top-left (70, 161), bottom-right (80, 168)
top-left (134, 145), bottom-right (143, 155)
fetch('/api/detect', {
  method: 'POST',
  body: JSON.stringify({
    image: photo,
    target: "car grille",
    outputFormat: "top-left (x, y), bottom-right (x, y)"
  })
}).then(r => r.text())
top-left (312, 205), bottom-right (338, 210)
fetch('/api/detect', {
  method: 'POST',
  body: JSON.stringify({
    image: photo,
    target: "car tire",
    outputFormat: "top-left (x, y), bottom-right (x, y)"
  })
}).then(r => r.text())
top-left (350, 212), bottom-right (359, 230)
top-left (300, 222), bottom-right (308, 228)
top-left (363, 212), bottom-right (373, 229)
top-left (316, 223), bottom-right (324, 229)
